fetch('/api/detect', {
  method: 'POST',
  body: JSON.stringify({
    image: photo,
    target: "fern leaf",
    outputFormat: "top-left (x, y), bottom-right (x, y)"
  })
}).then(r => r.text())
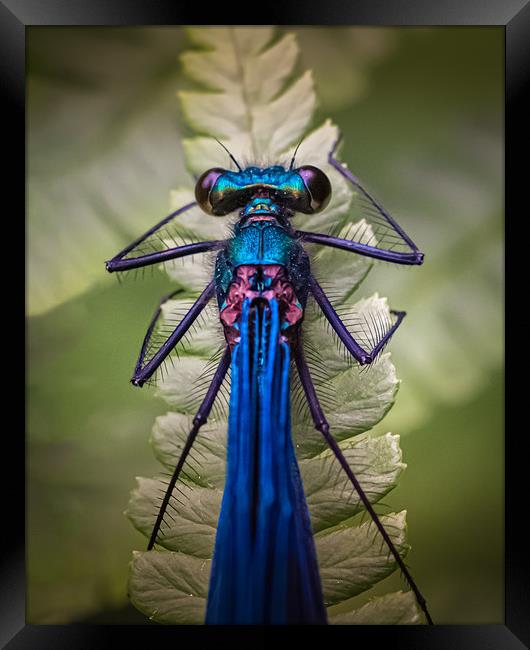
top-left (127, 26), bottom-right (426, 626)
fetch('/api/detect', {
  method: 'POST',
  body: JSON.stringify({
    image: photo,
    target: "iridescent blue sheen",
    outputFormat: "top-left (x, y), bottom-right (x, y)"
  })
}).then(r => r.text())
top-left (214, 219), bottom-right (310, 312)
top-left (207, 166), bottom-right (319, 625)
top-left (213, 166), bottom-right (306, 196)
top-left (205, 300), bottom-right (327, 624)
top-left (229, 220), bottom-right (295, 267)
top-left (207, 166), bottom-right (310, 216)
top-left (211, 167), bottom-right (312, 306)
top-left (242, 197), bottom-right (280, 216)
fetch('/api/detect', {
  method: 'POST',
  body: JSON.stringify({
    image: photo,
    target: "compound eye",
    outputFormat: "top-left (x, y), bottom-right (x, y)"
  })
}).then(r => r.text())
top-left (195, 168), bottom-right (225, 214)
top-left (298, 166), bottom-right (332, 213)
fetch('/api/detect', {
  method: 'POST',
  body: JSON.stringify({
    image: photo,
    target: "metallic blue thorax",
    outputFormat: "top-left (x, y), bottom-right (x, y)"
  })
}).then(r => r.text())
top-left (229, 219), bottom-right (294, 266)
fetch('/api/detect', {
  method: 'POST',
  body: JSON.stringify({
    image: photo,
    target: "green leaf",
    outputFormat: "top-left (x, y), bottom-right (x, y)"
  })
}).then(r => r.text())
top-left (292, 294), bottom-right (400, 458)
top-left (180, 28), bottom-right (315, 169)
top-left (27, 29), bottom-right (191, 316)
top-left (126, 477), bottom-right (221, 557)
top-left (300, 432), bottom-right (405, 532)
top-left (316, 511), bottom-right (409, 605)
top-left (150, 413), bottom-right (227, 489)
top-left (179, 29), bottom-right (355, 241)
top-left (328, 590), bottom-right (423, 625)
top-left (160, 188), bottom-right (233, 294)
top-left (126, 26), bottom-right (422, 626)
top-left (129, 550), bottom-right (209, 624)
top-left (307, 221), bottom-right (374, 301)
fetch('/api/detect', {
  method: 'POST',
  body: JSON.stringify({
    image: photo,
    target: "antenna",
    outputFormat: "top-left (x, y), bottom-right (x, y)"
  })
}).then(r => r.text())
top-left (289, 137), bottom-right (305, 171)
top-left (214, 138), bottom-right (243, 172)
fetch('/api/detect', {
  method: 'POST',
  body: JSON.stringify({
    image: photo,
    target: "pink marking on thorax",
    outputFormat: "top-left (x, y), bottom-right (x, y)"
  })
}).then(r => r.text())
top-left (220, 264), bottom-right (303, 349)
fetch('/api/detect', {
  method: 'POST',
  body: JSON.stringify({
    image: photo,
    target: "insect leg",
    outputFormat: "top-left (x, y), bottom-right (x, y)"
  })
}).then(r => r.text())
top-left (106, 240), bottom-right (224, 272)
top-left (296, 134), bottom-right (424, 266)
top-left (309, 276), bottom-right (405, 365)
top-left (105, 201), bottom-right (225, 272)
top-left (297, 230), bottom-right (423, 266)
top-left (133, 280), bottom-right (215, 386)
top-left (147, 345), bottom-right (231, 551)
top-left (293, 343), bottom-right (434, 625)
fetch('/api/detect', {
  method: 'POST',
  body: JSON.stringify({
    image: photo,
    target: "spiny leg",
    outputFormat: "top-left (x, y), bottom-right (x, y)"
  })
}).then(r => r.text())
top-left (106, 240), bottom-right (224, 272)
top-left (133, 281), bottom-right (215, 386)
top-left (105, 201), bottom-right (225, 272)
top-left (293, 343), bottom-right (434, 625)
top-left (297, 230), bottom-right (423, 266)
top-left (295, 134), bottom-right (424, 266)
top-left (134, 286), bottom-right (184, 372)
top-left (309, 275), bottom-right (406, 365)
top-left (328, 135), bottom-right (423, 264)
top-left (147, 345), bottom-right (231, 550)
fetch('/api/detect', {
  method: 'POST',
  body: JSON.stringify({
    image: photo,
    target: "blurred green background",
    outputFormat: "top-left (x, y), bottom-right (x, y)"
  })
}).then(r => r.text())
top-left (27, 27), bottom-right (503, 624)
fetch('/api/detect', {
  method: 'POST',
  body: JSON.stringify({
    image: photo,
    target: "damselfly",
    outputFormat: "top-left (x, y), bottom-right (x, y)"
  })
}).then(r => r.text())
top-left (106, 136), bottom-right (431, 625)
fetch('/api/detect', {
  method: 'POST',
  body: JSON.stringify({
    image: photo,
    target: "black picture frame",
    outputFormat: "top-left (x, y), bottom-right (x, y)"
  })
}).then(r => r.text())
top-left (10, 1), bottom-right (528, 647)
